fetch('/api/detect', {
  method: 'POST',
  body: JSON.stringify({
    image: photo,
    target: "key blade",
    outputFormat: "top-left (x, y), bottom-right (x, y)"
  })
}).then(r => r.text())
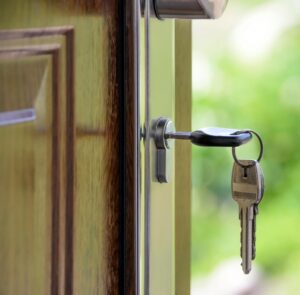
top-left (241, 206), bottom-right (254, 274)
top-left (232, 160), bottom-right (264, 274)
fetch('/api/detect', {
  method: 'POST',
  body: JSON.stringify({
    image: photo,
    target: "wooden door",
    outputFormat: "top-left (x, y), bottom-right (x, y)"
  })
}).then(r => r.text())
top-left (0, 0), bottom-right (192, 294)
top-left (0, 1), bottom-right (139, 294)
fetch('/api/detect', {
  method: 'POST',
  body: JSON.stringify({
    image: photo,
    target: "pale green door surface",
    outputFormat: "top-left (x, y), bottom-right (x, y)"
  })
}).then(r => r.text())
top-left (140, 10), bottom-right (191, 295)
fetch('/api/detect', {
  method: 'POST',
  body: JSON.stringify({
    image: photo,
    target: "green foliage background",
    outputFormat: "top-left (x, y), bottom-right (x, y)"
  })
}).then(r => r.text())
top-left (191, 1), bottom-right (300, 291)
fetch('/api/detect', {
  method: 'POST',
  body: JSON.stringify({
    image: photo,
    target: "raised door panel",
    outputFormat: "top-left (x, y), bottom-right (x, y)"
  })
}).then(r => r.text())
top-left (0, 30), bottom-right (69, 295)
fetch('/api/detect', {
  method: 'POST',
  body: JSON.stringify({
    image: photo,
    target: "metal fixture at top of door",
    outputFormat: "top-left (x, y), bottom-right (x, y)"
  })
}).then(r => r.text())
top-left (144, 0), bottom-right (229, 19)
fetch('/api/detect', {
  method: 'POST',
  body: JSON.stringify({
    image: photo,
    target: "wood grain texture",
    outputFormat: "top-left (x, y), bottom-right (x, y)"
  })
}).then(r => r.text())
top-left (175, 20), bottom-right (192, 295)
top-left (52, 0), bottom-right (105, 12)
top-left (0, 1), bottom-right (138, 294)
top-left (124, 1), bottom-right (139, 294)
top-left (103, 1), bottom-right (121, 291)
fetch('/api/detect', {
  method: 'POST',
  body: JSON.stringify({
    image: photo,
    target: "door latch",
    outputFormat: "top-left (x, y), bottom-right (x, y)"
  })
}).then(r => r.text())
top-left (153, 117), bottom-right (252, 183)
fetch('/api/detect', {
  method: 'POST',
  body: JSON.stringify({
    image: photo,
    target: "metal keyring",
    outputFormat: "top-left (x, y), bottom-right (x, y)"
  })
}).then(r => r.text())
top-left (232, 130), bottom-right (264, 169)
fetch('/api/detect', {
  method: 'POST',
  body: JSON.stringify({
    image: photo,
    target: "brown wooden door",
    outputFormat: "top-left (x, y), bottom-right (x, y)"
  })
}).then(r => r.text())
top-left (0, 1), bottom-right (139, 294)
top-left (0, 1), bottom-right (193, 294)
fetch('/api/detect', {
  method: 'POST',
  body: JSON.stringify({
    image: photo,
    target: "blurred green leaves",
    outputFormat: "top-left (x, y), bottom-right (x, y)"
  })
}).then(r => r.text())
top-left (192, 4), bottom-right (300, 282)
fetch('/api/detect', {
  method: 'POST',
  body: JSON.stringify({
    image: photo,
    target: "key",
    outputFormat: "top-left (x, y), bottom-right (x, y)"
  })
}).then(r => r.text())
top-left (232, 160), bottom-right (264, 274)
top-left (252, 163), bottom-right (264, 260)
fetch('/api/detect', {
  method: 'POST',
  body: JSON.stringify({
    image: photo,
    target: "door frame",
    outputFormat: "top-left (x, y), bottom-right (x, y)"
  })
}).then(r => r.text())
top-left (121, 0), bottom-right (140, 294)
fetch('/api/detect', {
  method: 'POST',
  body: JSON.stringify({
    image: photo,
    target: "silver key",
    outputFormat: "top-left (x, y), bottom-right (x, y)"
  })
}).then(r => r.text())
top-left (232, 160), bottom-right (264, 274)
top-left (252, 162), bottom-right (264, 260)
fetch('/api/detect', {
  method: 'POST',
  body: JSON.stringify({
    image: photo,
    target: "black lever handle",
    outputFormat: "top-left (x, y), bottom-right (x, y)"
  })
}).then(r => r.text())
top-left (190, 128), bottom-right (252, 147)
top-left (166, 127), bottom-right (252, 147)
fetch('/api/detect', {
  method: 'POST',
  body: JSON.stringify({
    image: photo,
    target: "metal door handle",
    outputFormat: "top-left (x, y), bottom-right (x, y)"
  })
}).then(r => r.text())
top-left (145, 0), bottom-right (229, 19)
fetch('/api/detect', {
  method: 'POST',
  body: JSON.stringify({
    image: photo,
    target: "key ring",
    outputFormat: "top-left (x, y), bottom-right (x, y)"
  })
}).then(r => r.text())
top-left (232, 130), bottom-right (264, 169)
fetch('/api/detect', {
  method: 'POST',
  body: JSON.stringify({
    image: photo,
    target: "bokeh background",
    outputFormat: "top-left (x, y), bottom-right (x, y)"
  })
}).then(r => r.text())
top-left (191, 0), bottom-right (300, 294)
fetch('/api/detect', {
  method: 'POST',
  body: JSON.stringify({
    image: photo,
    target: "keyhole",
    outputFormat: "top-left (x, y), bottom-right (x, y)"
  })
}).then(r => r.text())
top-left (243, 167), bottom-right (248, 178)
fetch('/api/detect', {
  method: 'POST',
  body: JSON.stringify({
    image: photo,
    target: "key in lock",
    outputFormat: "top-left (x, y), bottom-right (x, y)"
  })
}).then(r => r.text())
top-left (152, 117), bottom-right (252, 183)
